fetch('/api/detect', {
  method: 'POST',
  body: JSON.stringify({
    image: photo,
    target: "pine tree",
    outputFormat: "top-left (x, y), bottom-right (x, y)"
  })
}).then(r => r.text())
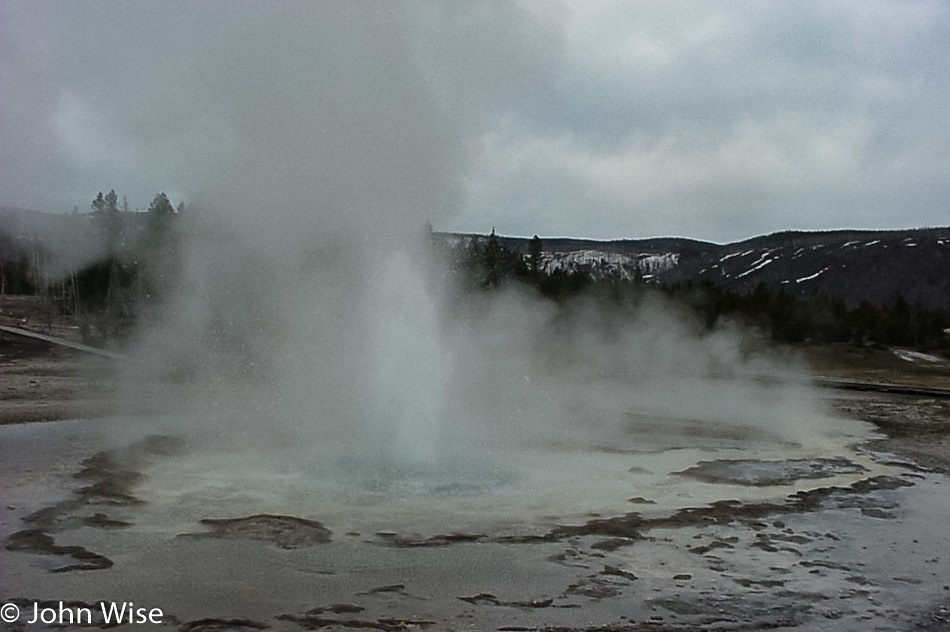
top-left (148, 192), bottom-right (174, 216)
top-left (139, 192), bottom-right (181, 309)
top-left (91, 192), bottom-right (105, 213)
top-left (484, 228), bottom-right (500, 288)
top-left (104, 189), bottom-right (118, 214)
top-left (528, 234), bottom-right (543, 277)
top-left (89, 189), bottom-right (124, 329)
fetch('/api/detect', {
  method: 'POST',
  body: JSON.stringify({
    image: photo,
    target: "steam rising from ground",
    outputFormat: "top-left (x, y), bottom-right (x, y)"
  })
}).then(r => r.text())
top-left (94, 5), bottom-right (864, 527)
top-left (129, 227), bottom-right (840, 472)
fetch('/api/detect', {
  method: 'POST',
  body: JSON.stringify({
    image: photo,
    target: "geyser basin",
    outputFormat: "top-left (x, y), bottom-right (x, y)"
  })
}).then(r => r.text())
top-left (124, 401), bottom-right (882, 539)
top-left (112, 234), bottom-right (883, 537)
top-left (5, 396), bottom-right (950, 632)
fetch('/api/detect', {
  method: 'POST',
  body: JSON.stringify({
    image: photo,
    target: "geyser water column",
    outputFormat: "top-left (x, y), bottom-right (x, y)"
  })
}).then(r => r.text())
top-left (141, 4), bottom-right (482, 473)
top-left (368, 250), bottom-right (449, 468)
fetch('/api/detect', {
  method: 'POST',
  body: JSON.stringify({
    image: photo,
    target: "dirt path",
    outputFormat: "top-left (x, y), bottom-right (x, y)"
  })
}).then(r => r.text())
top-left (0, 339), bottom-right (116, 425)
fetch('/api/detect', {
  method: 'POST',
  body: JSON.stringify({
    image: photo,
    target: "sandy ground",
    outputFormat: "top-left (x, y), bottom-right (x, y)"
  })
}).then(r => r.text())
top-left (2, 335), bottom-right (950, 631)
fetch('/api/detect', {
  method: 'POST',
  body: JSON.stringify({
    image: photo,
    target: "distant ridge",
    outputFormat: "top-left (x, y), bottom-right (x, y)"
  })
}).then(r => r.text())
top-left (448, 227), bottom-right (950, 311)
top-left (3, 209), bottom-right (947, 311)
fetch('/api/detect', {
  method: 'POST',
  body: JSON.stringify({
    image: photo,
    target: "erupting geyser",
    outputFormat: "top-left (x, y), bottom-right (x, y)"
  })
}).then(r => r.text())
top-left (124, 232), bottom-right (879, 538)
top-left (76, 2), bottom-right (880, 539)
top-left (369, 250), bottom-right (450, 468)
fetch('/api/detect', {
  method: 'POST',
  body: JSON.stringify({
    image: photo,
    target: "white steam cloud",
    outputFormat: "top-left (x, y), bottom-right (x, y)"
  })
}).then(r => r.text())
top-left (87, 3), bottom-right (864, 524)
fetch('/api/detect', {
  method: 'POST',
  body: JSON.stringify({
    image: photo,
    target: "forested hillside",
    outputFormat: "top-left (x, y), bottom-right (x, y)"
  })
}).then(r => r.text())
top-left (447, 229), bottom-right (950, 351)
top-left (2, 204), bottom-right (948, 352)
top-left (0, 193), bottom-right (181, 340)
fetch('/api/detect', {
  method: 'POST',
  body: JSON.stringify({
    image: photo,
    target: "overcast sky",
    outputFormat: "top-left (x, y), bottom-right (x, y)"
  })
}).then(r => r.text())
top-left (1, 1), bottom-right (947, 243)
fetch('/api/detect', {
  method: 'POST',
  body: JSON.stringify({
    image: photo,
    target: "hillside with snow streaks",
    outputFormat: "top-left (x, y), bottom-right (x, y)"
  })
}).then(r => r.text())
top-left (679, 229), bottom-right (950, 310)
top-left (445, 228), bottom-right (949, 310)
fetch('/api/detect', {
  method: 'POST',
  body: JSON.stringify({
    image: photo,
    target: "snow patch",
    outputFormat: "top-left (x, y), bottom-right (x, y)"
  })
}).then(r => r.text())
top-left (539, 250), bottom-right (679, 281)
top-left (639, 252), bottom-right (680, 274)
top-left (736, 257), bottom-right (773, 279)
top-left (795, 267), bottom-right (830, 283)
top-left (893, 349), bottom-right (944, 364)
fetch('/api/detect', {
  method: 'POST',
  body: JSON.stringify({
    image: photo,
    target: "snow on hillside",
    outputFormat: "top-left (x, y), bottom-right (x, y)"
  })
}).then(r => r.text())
top-left (893, 349), bottom-right (944, 363)
top-left (437, 229), bottom-right (950, 310)
top-left (540, 250), bottom-right (679, 280)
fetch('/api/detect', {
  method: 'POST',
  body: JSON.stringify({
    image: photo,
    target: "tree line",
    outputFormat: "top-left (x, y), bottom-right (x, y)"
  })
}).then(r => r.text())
top-left (661, 279), bottom-right (949, 351)
top-left (441, 232), bottom-right (950, 353)
top-left (3, 214), bottom-right (948, 353)
top-left (0, 190), bottom-right (183, 341)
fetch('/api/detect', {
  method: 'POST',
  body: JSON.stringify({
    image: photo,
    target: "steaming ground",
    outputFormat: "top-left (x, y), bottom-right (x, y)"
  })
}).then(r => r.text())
top-left (98, 248), bottom-right (883, 539)
top-left (7, 266), bottom-right (950, 631)
top-left (4, 305), bottom-right (950, 631)
top-left (3, 393), bottom-right (950, 631)
top-left (3, 5), bottom-right (950, 625)
top-left (125, 411), bottom-right (882, 539)
top-left (5, 242), bottom-right (949, 629)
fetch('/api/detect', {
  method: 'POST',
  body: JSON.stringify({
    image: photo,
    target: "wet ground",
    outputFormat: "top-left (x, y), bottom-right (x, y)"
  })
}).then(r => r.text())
top-left (2, 387), bottom-right (950, 631)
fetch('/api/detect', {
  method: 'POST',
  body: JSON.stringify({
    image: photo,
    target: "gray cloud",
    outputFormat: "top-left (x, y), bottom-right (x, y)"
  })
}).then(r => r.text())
top-left (1, 0), bottom-right (948, 242)
top-left (457, 0), bottom-right (950, 241)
